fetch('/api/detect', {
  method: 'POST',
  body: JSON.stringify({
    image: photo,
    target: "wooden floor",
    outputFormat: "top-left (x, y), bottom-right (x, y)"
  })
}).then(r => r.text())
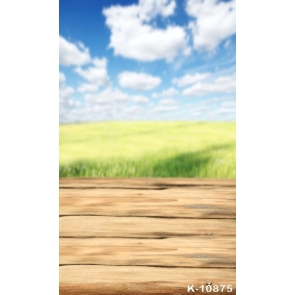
top-left (60, 178), bottom-right (236, 295)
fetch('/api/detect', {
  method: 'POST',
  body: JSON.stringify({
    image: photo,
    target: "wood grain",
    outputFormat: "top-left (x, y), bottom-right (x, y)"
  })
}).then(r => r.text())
top-left (60, 216), bottom-right (235, 238)
top-left (60, 177), bottom-right (236, 189)
top-left (60, 187), bottom-right (235, 218)
top-left (60, 265), bottom-right (236, 295)
top-left (60, 237), bottom-right (235, 268)
top-left (59, 178), bottom-right (236, 295)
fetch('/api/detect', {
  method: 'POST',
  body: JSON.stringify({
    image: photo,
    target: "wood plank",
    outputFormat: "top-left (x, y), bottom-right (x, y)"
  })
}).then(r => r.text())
top-left (60, 177), bottom-right (236, 189)
top-left (60, 187), bottom-right (235, 218)
top-left (60, 187), bottom-right (235, 199)
top-left (59, 178), bottom-right (236, 294)
top-left (60, 216), bottom-right (235, 238)
top-left (60, 237), bottom-right (235, 268)
top-left (60, 265), bottom-right (236, 295)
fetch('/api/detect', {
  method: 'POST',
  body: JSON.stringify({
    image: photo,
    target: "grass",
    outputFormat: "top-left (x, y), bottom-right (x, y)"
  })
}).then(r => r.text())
top-left (59, 121), bottom-right (235, 178)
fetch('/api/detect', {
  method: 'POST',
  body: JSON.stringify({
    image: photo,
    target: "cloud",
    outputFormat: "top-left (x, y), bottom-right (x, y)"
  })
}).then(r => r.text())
top-left (121, 105), bottom-right (144, 116)
top-left (77, 83), bottom-right (99, 93)
top-left (194, 95), bottom-right (235, 106)
top-left (212, 100), bottom-right (236, 116)
top-left (186, 95), bottom-right (236, 120)
top-left (85, 88), bottom-right (151, 108)
top-left (118, 71), bottom-right (161, 91)
top-left (61, 88), bottom-right (151, 123)
top-left (213, 75), bottom-right (236, 92)
top-left (59, 36), bottom-right (91, 66)
top-left (59, 86), bottom-right (80, 111)
top-left (152, 105), bottom-right (179, 113)
top-left (152, 87), bottom-right (179, 98)
top-left (151, 98), bottom-right (179, 113)
top-left (183, 82), bottom-right (212, 96)
top-left (59, 72), bottom-right (66, 85)
top-left (212, 107), bottom-right (236, 116)
top-left (59, 73), bottom-right (74, 107)
top-left (173, 73), bottom-right (210, 87)
top-left (59, 105), bottom-right (114, 123)
top-left (59, 86), bottom-right (74, 103)
top-left (159, 98), bottom-right (178, 105)
top-left (85, 88), bottom-right (130, 105)
top-left (218, 109), bottom-right (235, 115)
top-left (183, 74), bottom-right (235, 96)
top-left (139, 0), bottom-right (176, 20)
top-left (74, 57), bottom-right (109, 87)
top-left (132, 95), bottom-right (150, 104)
top-left (221, 101), bottom-right (236, 108)
top-left (188, 105), bottom-right (211, 116)
top-left (103, 0), bottom-right (190, 62)
top-left (186, 0), bottom-right (236, 51)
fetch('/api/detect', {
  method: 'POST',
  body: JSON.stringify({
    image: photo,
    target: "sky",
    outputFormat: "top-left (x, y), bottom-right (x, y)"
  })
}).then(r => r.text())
top-left (59, 0), bottom-right (236, 123)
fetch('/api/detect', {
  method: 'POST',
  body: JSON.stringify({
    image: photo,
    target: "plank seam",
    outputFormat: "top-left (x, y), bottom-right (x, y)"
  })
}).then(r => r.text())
top-left (59, 215), bottom-right (236, 219)
top-left (59, 264), bottom-right (236, 269)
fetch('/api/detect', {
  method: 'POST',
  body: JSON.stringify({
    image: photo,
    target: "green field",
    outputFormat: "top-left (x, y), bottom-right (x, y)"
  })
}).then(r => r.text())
top-left (59, 121), bottom-right (235, 178)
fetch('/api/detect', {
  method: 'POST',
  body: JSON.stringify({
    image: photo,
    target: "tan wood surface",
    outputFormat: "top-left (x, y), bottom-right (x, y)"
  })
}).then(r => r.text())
top-left (60, 177), bottom-right (236, 189)
top-left (60, 266), bottom-right (236, 295)
top-left (60, 187), bottom-right (235, 218)
top-left (60, 178), bottom-right (236, 294)
top-left (60, 237), bottom-right (235, 267)
top-left (60, 216), bottom-right (235, 238)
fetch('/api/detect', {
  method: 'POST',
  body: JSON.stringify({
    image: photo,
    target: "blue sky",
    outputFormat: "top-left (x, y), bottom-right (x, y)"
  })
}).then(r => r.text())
top-left (59, 0), bottom-right (236, 123)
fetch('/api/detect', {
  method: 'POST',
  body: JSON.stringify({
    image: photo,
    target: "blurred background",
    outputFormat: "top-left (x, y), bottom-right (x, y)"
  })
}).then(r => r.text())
top-left (59, 0), bottom-right (236, 177)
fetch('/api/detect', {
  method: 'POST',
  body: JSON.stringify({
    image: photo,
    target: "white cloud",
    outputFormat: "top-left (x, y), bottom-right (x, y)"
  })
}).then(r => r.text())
top-left (214, 75), bottom-right (236, 93)
top-left (74, 57), bottom-right (109, 87)
top-left (152, 87), bottom-right (179, 98)
top-left (159, 98), bottom-right (178, 105)
top-left (194, 96), bottom-right (235, 106)
top-left (151, 98), bottom-right (179, 113)
top-left (186, 0), bottom-right (236, 51)
top-left (221, 101), bottom-right (236, 108)
top-left (59, 72), bottom-right (66, 85)
top-left (59, 73), bottom-right (79, 110)
top-left (92, 57), bottom-right (108, 68)
top-left (173, 73), bottom-right (210, 87)
top-left (188, 105), bottom-right (212, 116)
top-left (77, 83), bottom-right (99, 93)
top-left (60, 105), bottom-right (114, 123)
top-left (85, 88), bottom-right (130, 105)
top-left (61, 88), bottom-right (151, 122)
top-left (152, 105), bottom-right (179, 112)
top-left (118, 71), bottom-right (161, 91)
top-left (139, 0), bottom-right (176, 20)
top-left (183, 82), bottom-right (212, 96)
top-left (122, 105), bottom-right (144, 116)
top-left (59, 86), bottom-right (74, 102)
top-left (213, 107), bottom-right (236, 116)
top-left (103, 0), bottom-right (190, 62)
top-left (186, 95), bottom-right (236, 120)
top-left (183, 74), bottom-right (235, 96)
top-left (59, 36), bottom-right (91, 66)
top-left (132, 95), bottom-right (150, 104)
top-left (59, 86), bottom-right (80, 111)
